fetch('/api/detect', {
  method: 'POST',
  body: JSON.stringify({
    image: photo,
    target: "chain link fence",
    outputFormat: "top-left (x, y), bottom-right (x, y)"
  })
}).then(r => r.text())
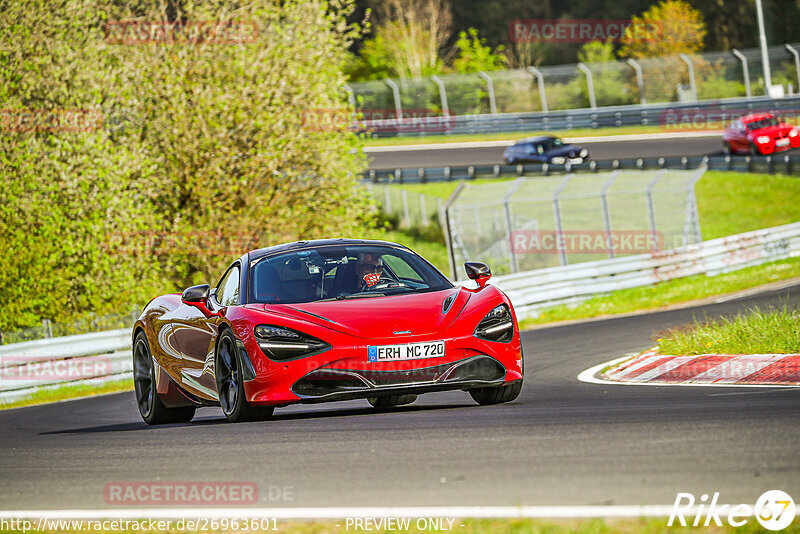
top-left (443, 167), bottom-right (705, 281)
top-left (348, 43), bottom-right (800, 124)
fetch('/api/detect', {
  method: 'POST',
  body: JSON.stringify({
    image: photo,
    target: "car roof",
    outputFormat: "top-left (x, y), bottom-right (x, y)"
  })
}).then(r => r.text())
top-left (247, 238), bottom-right (410, 262)
top-left (741, 113), bottom-right (774, 124)
top-left (514, 135), bottom-right (558, 144)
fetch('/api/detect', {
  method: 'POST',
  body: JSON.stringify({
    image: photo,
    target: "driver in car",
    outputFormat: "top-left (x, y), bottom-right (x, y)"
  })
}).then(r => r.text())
top-left (354, 252), bottom-right (384, 290)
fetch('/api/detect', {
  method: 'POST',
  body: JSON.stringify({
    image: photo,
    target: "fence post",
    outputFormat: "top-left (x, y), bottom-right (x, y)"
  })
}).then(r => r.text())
top-left (0, 329), bottom-right (3, 345)
top-left (443, 182), bottom-right (467, 280)
top-left (786, 44), bottom-right (800, 91)
top-left (420, 194), bottom-right (428, 226)
top-left (384, 78), bottom-right (403, 124)
top-left (552, 174), bottom-right (574, 266)
top-left (731, 49), bottom-right (751, 98)
top-left (503, 178), bottom-right (525, 273)
top-left (577, 63), bottom-right (597, 109)
top-left (384, 186), bottom-right (392, 215)
top-left (684, 165), bottom-right (706, 246)
top-left (431, 75), bottom-right (450, 116)
top-left (646, 170), bottom-right (667, 252)
top-left (626, 59), bottom-right (646, 105)
top-left (42, 319), bottom-right (53, 338)
top-left (600, 171), bottom-right (620, 258)
top-left (679, 54), bottom-right (697, 102)
top-left (401, 189), bottom-right (410, 227)
top-left (478, 71), bottom-right (497, 115)
top-left (526, 66), bottom-right (548, 113)
top-left (343, 83), bottom-right (356, 109)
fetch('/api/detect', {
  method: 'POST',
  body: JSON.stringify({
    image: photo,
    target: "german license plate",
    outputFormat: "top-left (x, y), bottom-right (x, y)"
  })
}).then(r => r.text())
top-left (777, 138), bottom-right (789, 147)
top-left (368, 341), bottom-right (445, 362)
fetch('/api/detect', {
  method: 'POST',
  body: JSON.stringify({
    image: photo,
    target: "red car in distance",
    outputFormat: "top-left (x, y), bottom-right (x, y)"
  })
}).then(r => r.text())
top-left (722, 113), bottom-right (800, 156)
top-left (132, 239), bottom-right (524, 424)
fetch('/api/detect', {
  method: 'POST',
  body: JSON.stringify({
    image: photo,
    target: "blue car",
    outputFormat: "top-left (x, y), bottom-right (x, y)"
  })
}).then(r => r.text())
top-left (503, 136), bottom-right (589, 165)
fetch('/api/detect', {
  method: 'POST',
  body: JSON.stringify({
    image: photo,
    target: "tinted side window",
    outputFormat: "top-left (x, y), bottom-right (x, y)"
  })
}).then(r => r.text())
top-left (217, 265), bottom-right (241, 306)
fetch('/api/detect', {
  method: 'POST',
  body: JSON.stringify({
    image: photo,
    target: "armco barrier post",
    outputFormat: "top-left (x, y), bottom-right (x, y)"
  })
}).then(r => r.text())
top-left (679, 54), bottom-right (697, 102)
top-left (478, 71), bottom-right (498, 115)
top-left (731, 49), bottom-right (751, 98)
top-left (577, 63), bottom-right (597, 109)
top-left (527, 66), bottom-right (548, 113)
top-left (431, 75), bottom-right (450, 116)
top-left (384, 78), bottom-right (403, 125)
top-left (552, 174), bottom-right (574, 266)
top-left (626, 59), bottom-right (646, 105)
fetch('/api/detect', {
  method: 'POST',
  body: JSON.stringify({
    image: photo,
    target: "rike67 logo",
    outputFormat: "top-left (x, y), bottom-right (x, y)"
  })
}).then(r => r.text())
top-left (669, 490), bottom-right (795, 531)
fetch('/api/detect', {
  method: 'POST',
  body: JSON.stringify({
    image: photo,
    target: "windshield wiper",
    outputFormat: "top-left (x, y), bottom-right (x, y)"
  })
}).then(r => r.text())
top-left (316, 293), bottom-right (387, 302)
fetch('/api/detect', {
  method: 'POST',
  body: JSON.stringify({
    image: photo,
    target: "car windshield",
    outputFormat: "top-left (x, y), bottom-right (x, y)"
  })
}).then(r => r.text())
top-left (746, 117), bottom-right (778, 131)
top-left (541, 137), bottom-right (563, 150)
top-left (249, 244), bottom-right (453, 304)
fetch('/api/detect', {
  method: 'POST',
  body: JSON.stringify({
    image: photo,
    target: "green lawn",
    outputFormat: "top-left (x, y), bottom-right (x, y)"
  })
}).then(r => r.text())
top-left (362, 124), bottom-right (684, 147)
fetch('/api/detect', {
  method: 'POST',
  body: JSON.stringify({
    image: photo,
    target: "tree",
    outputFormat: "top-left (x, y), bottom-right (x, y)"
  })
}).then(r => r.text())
top-left (450, 28), bottom-right (507, 73)
top-left (620, 0), bottom-right (707, 58)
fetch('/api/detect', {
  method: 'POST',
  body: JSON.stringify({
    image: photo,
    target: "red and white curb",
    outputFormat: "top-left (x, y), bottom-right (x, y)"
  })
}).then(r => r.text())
top-left (579, 349), bottom-right (800, 388)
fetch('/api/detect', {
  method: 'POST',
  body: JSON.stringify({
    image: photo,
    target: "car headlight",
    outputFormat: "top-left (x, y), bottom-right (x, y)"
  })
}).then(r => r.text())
top-left (474, 304), bottom-right (514, 343)
top-left (579, 148), bottom-right (588, 158)
top-left (756, 135), bottom-right (771, 144)
top-left (550, 156), bottom-right (566, 164)
top-left (254, 325), bottom-right (330, 361)
top-left (790, 128), bottom-right (798, 137)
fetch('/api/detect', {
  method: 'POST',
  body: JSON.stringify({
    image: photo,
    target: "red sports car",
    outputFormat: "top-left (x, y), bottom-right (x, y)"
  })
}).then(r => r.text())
top-left (132, 239), bottom-right (524, 424)
top-left (722, 112), bottom-right (800, 155)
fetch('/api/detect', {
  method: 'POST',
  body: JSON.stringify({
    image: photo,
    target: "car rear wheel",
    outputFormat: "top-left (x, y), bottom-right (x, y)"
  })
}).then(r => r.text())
top-left (469, 380), bottom-right (523, 405)
top-left (722, 142), bottom-right (732, 155)
top-left (367, 394), bottom-right (417, 408)
top-left (215, 329), bottom-right (274, 423)
top-left (133, 332), bottom-right (196, 425)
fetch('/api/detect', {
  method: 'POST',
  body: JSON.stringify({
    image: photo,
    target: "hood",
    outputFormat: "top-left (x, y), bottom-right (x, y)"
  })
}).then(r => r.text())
top-left (260, 288), bottom-right (470, 340)
top-left (546, 144), bottom-right (583, 157)
top-left (750, 124), bottom-right (795, 138)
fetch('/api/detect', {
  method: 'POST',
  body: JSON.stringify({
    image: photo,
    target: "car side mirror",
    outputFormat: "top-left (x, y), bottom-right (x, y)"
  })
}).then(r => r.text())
top-left (465, 262), bottom-right (491, 288)
top-left (182, 284), bottom-right (210, 304)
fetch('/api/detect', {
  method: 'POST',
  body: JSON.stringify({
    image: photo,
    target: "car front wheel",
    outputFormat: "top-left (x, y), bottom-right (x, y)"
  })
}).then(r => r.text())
top-left (215, 329), bottom-right (274, 423)
top-left (469, 380), bottom-right (522, 405)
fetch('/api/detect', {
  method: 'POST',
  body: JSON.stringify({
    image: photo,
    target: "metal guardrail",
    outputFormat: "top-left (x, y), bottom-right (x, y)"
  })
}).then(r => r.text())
top-left (486, 221), bottom-right (800, 320)
top-left (361, 95), bottom-right (800, 138)
top-left (0, 329), bottom-right (132, 404)
top-left (365, 153), bottom-right (800, 183)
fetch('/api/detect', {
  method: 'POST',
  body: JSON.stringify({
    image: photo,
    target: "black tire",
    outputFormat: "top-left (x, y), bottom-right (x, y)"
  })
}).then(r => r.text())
top-left (722, 142), bottom-right (731, 155)
top-left (367, 394), bottom-right (417, 408)
top-left (215, 329), bottom-right (274, 423)
top-left (133, 331), bottom-right (196, 425)
top-left (469, 380), bottom-right (523, 405)
top-left (750, 143), bottom-right (761, 157)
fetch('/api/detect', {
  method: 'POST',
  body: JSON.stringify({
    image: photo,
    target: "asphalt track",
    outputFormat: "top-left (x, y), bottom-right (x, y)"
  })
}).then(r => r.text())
top-left (1, 282), bottom-right (799, 510)
top-left (366, 134), bottom-right (723, 169)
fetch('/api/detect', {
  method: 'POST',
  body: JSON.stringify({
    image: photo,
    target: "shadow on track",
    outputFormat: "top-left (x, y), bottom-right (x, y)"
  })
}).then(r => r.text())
top-left (40, 402), bottom-right (475, 435)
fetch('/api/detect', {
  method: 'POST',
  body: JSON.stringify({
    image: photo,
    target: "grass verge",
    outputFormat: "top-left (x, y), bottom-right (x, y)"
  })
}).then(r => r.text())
top-left (0, 378), bottom-right (132, 411)
top-left (521, 257), bottom-right (800, 328)
top-left (655, 304), bottom-right (800, 355)
top-left (362, 125), bottom-right (675, 147)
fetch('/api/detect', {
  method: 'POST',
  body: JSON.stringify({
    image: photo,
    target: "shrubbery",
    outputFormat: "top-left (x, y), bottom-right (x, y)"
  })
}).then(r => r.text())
top-left (0, 0), bottom-right (369, 332)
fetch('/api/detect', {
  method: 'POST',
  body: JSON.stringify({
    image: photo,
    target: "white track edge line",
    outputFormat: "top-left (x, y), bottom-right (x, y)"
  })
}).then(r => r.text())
top-left (363, 131), bottom-right (720, 152)
top-left (578, 356), bottom-right (800, 389)
top-left (0, 505), bottom-right (710, 519)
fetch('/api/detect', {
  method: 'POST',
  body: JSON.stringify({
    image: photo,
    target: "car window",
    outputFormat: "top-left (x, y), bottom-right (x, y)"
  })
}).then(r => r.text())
top-left (552, 138), bottom-right (563, 147)
top-left (536, 144), bottom-right (544, 155)
top-left (250, 245), bottom-right (452, 304)
top-left (217, 265), bottom-right (241, 306)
